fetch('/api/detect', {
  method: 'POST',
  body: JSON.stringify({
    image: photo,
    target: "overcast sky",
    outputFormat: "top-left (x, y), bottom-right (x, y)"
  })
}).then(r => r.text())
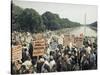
top-left (13, 0), bottom-right (98, 24)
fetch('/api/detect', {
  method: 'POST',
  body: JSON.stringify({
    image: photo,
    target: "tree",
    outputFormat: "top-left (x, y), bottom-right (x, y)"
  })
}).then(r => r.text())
top-left (17, 8), bottom-right (45, 33)
top-left (11, 3), bottom-right (23, 31)
top-left (42, 11), bottom-right (61, 30)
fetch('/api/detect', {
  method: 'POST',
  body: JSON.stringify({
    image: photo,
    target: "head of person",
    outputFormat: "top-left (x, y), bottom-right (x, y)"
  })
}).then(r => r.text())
top-left (40, 58), bottom-right (45, 63)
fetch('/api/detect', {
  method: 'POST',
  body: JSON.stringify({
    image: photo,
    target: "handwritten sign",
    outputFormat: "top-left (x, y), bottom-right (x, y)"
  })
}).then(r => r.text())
top-left (74, 37), bottom-right (83, 48)
top-left (33, 34), bottom-right (46, 56)
top-left (32, 49), bottom-right (45, 56)
top-left (63, 34), bottom-right (75, 46)
top-left (63, 34), bottom-right (83, 48)
top-left (12, 45), bottom-right (22, 62)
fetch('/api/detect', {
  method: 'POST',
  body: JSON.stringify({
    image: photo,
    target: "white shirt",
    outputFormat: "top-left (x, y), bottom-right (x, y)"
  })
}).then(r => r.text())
top-left (22, 60), bottom-right (32, 70)
top-left (49, 60), bottom-right (56, 70)
top-left (86, 46), bottom-right (91, 54)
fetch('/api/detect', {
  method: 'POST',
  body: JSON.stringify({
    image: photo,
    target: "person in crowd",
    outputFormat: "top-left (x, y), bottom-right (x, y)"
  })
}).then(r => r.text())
top-left (21, 57), bottom-right (33, 73)
top-left (22, 44), bottom-right (30, 62)
top-left (56, 55), bottom-right (62, 72)
top-left (81, 54), bottom-right (89, 70)
top-left (49, 56), bottom-right (56, 72)
top-left (37, 58), bottom-right (44, 73)
top-left (11, 60), bottom-right (22, 74)
top-left (38, 58), bottom-right (50, 73)
top-left (11, 62), bottom-right (17, 74)
top-left (89, 50), bottom-right (96, 69)
top-left (28, 42), bottom-right (33, 59)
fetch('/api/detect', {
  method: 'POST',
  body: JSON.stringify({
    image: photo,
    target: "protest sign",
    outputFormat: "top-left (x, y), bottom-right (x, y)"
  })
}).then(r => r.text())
top-left (12, 45), bottom-right (22, 62)
top-left (32, 34), bottom-right (46, 56)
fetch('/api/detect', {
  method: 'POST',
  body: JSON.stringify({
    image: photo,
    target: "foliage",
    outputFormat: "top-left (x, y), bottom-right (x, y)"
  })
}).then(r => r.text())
top-left (12, 3), bottom-right (82, 33)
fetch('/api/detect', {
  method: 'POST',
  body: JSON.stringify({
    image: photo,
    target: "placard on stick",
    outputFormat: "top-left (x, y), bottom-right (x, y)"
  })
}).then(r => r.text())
top-left (32, 34), bottom-right (46, 56)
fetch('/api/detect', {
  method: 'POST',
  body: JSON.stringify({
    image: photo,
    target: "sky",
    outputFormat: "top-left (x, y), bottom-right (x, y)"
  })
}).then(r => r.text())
top-left (13, 0), bottom-right (98, 24)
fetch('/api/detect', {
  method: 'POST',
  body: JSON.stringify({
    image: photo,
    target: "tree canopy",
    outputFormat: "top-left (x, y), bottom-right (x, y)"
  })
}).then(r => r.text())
top-left (17, 8), bottom-right (45, 33)
top-left (42, 11), bottom-right (61, 30)
top-left (12, 3), bottom-right (82, 33)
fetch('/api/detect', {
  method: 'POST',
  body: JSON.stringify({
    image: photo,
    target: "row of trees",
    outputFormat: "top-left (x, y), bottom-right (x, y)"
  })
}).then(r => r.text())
top-left (12, 3), bottom-right (81, 33)
top-left (89, 21), bottom-right (97, 27)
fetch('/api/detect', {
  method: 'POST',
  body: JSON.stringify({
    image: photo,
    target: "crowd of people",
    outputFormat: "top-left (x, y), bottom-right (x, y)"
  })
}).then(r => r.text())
top-left (11, 31), bottom-right (97, 74)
